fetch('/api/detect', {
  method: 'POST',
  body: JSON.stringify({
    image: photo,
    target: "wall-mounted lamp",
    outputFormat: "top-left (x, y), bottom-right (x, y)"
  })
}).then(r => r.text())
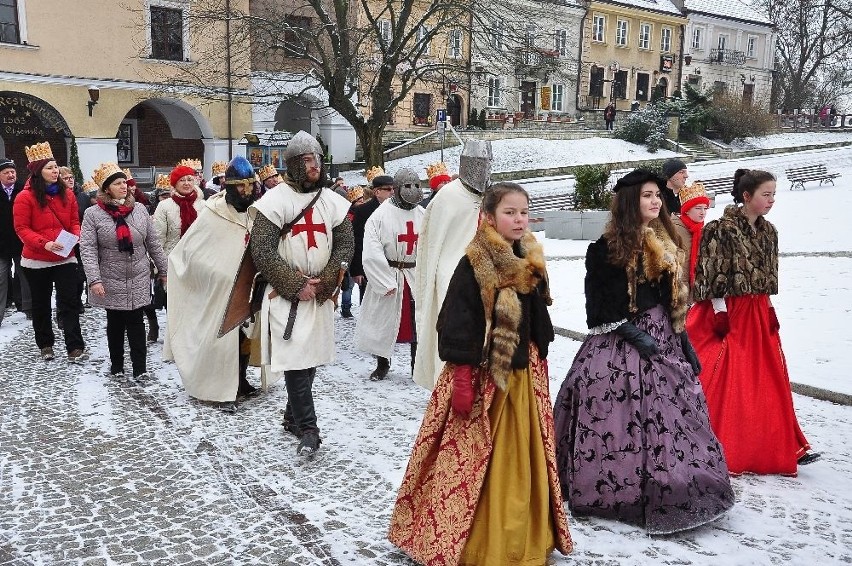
top-left (87, 86), bottom-right (100, 117)
top-left (740, 73), bottom-right (746, 85)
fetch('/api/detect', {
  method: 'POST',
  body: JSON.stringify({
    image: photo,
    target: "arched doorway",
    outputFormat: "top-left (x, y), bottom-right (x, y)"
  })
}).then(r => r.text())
top-left (447, 94), bottom-right (463, 127)
top-left (0, 91), bottom-right (71, 177)
top-left (275, 96), bottom-right (319, 134)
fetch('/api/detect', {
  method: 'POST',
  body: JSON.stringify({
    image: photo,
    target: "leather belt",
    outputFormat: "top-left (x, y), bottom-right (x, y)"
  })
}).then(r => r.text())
top-left (388, 260), bottom-right (416, 269)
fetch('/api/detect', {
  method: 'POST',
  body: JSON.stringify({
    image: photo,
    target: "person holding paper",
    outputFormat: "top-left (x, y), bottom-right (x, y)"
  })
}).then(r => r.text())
top-left (12, 141), bottom-right (87, 363)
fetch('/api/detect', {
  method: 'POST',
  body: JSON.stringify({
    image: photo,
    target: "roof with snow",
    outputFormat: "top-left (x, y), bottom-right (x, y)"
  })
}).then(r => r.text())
top-left (602, 0), bottom-right (685, 17)
top-left (684, 0), bottom-right (772, 25)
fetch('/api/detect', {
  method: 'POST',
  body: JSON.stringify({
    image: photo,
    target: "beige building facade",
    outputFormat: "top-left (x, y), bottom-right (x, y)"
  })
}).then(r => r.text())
top-left (579, 0), bottom-right (687, 112)
top-left (0, 0), bottom-right (251, 184)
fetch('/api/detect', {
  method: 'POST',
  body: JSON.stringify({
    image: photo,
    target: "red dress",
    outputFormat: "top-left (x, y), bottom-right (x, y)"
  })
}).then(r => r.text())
top-left (686, 295), bottom-right (810, 475)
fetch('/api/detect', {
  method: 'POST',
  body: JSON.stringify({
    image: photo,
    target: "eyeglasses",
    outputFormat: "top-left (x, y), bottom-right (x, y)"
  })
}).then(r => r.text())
top-left (61, 175), bottom-right (75, 181)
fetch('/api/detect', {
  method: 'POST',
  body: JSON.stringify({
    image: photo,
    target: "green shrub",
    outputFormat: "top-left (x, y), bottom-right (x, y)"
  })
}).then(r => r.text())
top-left (573, 164), bottom-right (613, 210)
top-left (468, 107), bottom-right (478, 127)
top-left (613, 105), bottom-right (668, 152)
top-left (478, 108), bottom-right (487, 128)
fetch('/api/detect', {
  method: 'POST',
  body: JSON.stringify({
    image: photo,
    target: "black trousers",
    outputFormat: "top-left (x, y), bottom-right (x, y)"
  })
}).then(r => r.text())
top-left (106, 308), bottom-right (147, 376)
top-left (284, 368), bottom-right (318, 435)
top-left (22, 263), bottom-right (84, 353)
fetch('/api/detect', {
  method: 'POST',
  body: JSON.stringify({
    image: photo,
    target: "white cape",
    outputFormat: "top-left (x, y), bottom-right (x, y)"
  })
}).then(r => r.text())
top-left (411, 179), bottom-right (482, 389)
top-left (250, 183), bottom-right (351, 377)
top-left (355, 200), bottom-right (424, 359)
top-left (164, 192), bottom-right (254, 402)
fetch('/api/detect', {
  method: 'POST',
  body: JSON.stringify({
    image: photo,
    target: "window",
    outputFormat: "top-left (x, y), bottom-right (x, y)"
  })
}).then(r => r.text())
top-left (449, 28), bottom-right (462, 59)
top-left (590, 66), bottom-right (604, 96)
top-left (116, 121), bottom-right (137, 165)
top-left (283, 15), bottom-right (312, 58)
top-left (636, 73), bottom-right (650, 101)
top-left (661, 27), bottom-right (671, 52)
top-left (413, 93), bottom-right (432, 125)
top-left (378, 19), bottom-right (391, 49)
top-left (525, 25), bottom-right (536, 48)
top-left (638, 23), bottom-right (651, 50)
top-left (488, 20), bottom-right (503, 50)
top-left (487, 77), bottom-right (502, 107)
top-left (551, 84), bottom-right (564, 112)
top-left (555, 29), bottom-right (568, 56)
top-left (0, 0), bottom-right (21, 44)
top-left (692, 27), bottom-right (702, 50)
top-left (150, 5), bottom-right (184, 61)
top-left (416, 25), bottom-right (430, 55)
top-left (747, 35), bottom-right (757, 58)
top-left (718, 34), bottom-right (728, 50)
top-left (614, 70), bottom-right (628, 99)
top-left (593, 15), bottom-right (605, 42)
top-left (616, 20), bottom-right (628, 47)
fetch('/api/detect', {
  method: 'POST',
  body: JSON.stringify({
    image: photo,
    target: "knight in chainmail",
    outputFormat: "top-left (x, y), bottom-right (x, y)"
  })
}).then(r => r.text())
top-left (249, 130), bottom-right (354, 458)
top-left (353, 168), bottom-right (425, 380)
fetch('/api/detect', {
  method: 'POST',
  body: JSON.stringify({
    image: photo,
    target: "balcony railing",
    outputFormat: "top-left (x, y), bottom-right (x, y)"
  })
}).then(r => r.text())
top-left (514, 47), bottom-right (559, 79)
top-left (709, 48), bottom-right (746, 67)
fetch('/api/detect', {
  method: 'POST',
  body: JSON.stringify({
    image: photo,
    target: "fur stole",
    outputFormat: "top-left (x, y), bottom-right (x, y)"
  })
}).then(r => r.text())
top-left (465, 222), bottom-right (550, 390)
top-left (626, 224), bottom-right (689, 333)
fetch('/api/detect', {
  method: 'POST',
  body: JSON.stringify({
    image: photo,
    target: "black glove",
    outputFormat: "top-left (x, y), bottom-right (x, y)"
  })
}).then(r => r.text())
top-left (680, 332), bottom-right (702, 375)
top-left (614, 322), bottom-right (659, 359)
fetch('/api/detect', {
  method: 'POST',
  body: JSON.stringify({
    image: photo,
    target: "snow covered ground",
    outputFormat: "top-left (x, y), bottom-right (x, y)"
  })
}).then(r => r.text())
top-left (731, 130), bottom-right (852, 151)
top-left (1, 135), bottom-right (851, 565)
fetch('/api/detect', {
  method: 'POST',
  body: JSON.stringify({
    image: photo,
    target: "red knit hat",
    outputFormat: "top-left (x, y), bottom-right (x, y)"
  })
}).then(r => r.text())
top-left (170, 165), bottom-right (196, 187)
top-left (429, 174), bottom-right (452, 190)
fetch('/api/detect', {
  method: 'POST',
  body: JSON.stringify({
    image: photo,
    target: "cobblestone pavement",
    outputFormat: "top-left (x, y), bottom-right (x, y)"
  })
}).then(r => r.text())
top-left (2, 306), bottom-right (852, 565)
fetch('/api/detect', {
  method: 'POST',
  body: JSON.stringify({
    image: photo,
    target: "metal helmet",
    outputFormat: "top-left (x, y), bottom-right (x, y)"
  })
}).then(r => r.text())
top-left (458, 139), bottom-right (493, 194)
top-left (282, 130), bottom-right (327, 191)
top-left (223, 156), bottom-right (255, 185)
top-left (392, 168), bottom-right (423, 208)
top-left (283, 130), bottom-right (323, 161)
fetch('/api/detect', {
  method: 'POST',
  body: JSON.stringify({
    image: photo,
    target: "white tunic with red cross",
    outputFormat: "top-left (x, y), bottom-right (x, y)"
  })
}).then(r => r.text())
top-left (250, 182), bottom-right (351, 374)
top-left (354, 199), bottom-right (425, 359)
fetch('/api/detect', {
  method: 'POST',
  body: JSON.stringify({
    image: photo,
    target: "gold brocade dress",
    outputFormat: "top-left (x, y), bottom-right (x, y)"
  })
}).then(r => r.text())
top-left (460, 364), bottom-right (556, 565)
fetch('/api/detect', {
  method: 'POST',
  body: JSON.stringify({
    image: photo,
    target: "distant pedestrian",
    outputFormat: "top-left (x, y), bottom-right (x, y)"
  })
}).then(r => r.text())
top-left (686, 168), bottom-right (821, 474)
top-left (80, 163), bottom-right (167, 381)
top-left (661, 158), bottom-right (688, 213)
top-left (349, 167), bottom-right (394, 303)
top-left (1, 157), bottom-right (28, 323)
top-left (389, 182), bottom-right (573, 565)
top-left (13, 142), bottom-right (87, 363)
top-left (604, 102), bottom-right (617, 130)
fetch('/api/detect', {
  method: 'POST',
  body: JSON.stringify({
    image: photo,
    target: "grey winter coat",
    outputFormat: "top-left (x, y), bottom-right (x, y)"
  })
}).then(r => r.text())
top-left (80, 197), bottom-right (168, 311)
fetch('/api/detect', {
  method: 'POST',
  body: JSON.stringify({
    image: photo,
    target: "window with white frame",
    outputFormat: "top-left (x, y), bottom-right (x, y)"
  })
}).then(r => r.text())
top-left (593, 15), bottom-right (605, 42)
top-left (718, 34), bottom-right (728, 50)
top-left (489, 20), bottom-right (503, 50)
top-left (0, 0), bottom-right (26, 44)
top-left (661, 27), bottom-right (671, 52)
top-left (378, 19), bottom-right (391, 49)
top-left (149, 2), bottom-right (187, 61)
top-left (747, 35), bottom-right (757, 58)
top-left (638, 23), bottom-right (651, 49)
top-left (692, 27), bottom-right (702, 50)
top-left (525, 24), bottom-right (536, 48)
top-left (551, 84), bottom-right (564, 112)
top-left (487, 77), bottom-right (502, 107)
top-left (449, 28), bottom-right (462, 58)
top-left (416, 24), bottom-right (430, 55)
top-left (616, 20), bottom-right (628, 46)
top-left (555, 29), bottom-right (568, 56)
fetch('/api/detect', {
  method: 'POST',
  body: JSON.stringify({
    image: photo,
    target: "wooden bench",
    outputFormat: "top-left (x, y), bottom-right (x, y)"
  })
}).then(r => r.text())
top-left (529, 192), bottom-right (577, 225)
top-left (692, 177), bottom-right (733, 207)
top-left (784, 164), bottom-right (841, 190)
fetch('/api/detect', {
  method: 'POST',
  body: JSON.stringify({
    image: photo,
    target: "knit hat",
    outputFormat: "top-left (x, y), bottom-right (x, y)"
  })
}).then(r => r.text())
top-left (426, 162), bottom-right (452, 191)
top-left (0, 158), bottom-right (14, 173)
top-left (122, 168), bottom-right (137, 189)
top-left (25, 141), bottom-right (54, 175)
top-left (678, 182), bottom-right (710, 213)
top-left (662, 158), bottom-right (687, 179)
top-left (170, 165), bottom-right (196, 187)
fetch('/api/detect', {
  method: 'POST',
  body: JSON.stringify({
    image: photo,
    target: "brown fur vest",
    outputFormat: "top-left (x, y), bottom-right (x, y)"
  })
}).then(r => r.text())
top-left (626, 224), bottom-right (689, 333)
top-left (465, 222), bottom-right (551, 390)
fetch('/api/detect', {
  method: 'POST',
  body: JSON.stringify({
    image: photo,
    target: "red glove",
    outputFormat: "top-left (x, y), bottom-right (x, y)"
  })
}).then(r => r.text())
top-left (768, 307), bottom-right (780, 333)
top-left (451, 365), bottom-right (476, 418)
top-left (712, 311), bottom-right (730, 338)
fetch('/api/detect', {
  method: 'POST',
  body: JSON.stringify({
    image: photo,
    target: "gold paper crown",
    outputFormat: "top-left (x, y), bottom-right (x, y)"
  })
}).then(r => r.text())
top-left (122, 168), bottom-right (133, 180)
top-left (178, 158), bottom-right (202, 171)
top-left (82, 180), bottom-right (98, 193)
top-left (25, 141), bottom-right (54, 163)
top-left (258, 163), bottom-right (279, 182)
top-left (155, 173), bottom-right (172, 190)
top-left (211, 160), bottom-right (228, 177)
top-left (679, 182), bottom-right (708, 204)
top-left (346, 185), bottom-right (365, 203)
top-left (365, 166), bottom-right (385, 183)
top-left (92, 162), bottom-right (124, 190)
top-left (426, 161), bottom-right (449, 179)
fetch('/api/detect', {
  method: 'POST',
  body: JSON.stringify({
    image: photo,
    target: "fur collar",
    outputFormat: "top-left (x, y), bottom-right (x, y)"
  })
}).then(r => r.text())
top-left (625, 224), bottom-right (688, 333)
top-left (465, 222), bottom-right (550, 390)
top-left (96, 189), bottom-right (135, 208)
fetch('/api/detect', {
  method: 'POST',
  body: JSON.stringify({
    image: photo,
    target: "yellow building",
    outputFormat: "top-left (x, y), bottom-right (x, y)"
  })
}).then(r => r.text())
top-left (0, 0), bottom-right (252, 184)
top-left (579, 0), bottom-right (687, 112)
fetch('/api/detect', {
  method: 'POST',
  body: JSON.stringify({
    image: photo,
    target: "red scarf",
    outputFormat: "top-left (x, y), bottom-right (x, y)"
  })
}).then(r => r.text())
top-left (679, 214), bottom-right (704, 286)
top-left (97, 201), bottom-right (135, 254)
top-left (173, 190), bottom-right (198, 236)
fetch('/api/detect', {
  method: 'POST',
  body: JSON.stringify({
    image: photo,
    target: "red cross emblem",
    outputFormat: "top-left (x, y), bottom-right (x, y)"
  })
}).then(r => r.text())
top-left (397, 220), bottom-right (419, 255)
top-left (291, 208), bottom-right (327, 249)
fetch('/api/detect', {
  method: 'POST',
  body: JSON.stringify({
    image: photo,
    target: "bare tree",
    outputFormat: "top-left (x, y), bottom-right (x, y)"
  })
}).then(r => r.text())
top-left (131, 0), bottom-right (561, 168)
top-left (760, 0), bottom-right (852, 110)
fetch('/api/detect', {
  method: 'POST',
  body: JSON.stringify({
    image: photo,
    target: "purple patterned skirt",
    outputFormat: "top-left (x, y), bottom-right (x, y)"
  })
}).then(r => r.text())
top-left (553, 304), bottom-right (735, 535)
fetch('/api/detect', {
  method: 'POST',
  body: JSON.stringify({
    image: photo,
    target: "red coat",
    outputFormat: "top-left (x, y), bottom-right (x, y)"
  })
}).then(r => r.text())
top-left (13, 180), bottom-right (81, 262)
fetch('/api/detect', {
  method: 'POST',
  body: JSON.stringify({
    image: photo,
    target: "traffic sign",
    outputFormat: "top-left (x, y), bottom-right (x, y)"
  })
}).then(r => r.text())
top-left (436, 108), bottom-right (447, 123)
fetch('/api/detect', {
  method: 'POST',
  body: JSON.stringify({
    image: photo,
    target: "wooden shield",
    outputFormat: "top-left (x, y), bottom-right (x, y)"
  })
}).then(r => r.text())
top-left (218, 248), bottom-right (260, 338)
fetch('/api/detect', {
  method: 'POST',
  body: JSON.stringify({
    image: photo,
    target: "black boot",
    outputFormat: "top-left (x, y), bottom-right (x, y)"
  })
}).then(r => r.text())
top-left (145, 308), bottom-right (159, 343)
top-left (410, 343), bottom-right (417, 375)
top-left (282, 403), bottom-right (300, 436)
top-left (237, 353), bottom-right (259, 399)
top-left (284, 368), bottom-right (320, 455)
top-left (369, 356), bottom-right (390, 381)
